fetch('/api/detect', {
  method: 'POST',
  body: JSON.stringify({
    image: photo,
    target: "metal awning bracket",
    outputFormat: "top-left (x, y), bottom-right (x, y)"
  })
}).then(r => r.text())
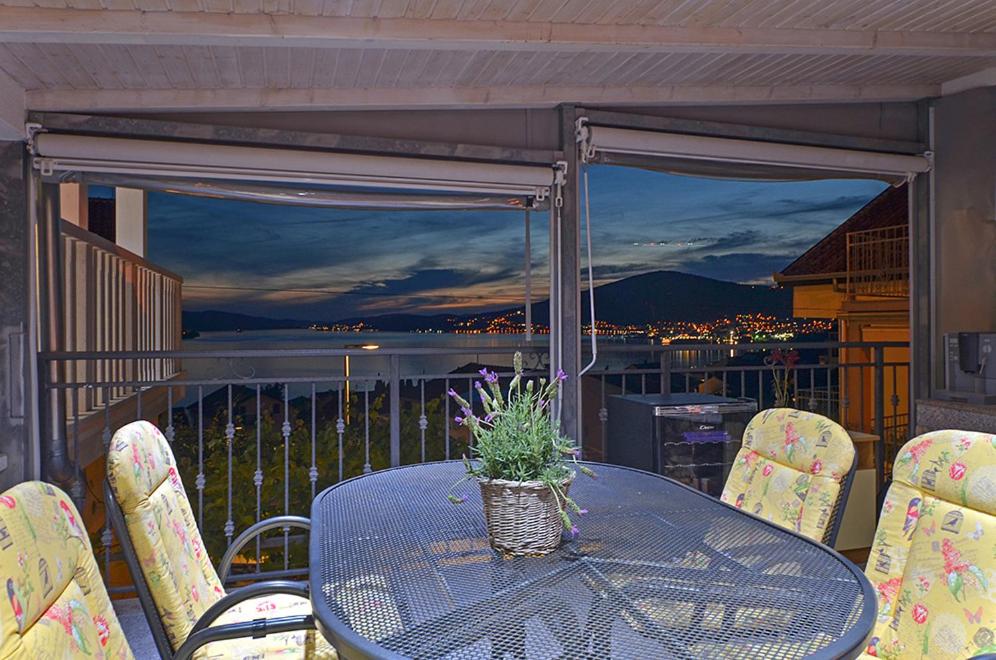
top-left (575, 117), bottom-right (595, 164)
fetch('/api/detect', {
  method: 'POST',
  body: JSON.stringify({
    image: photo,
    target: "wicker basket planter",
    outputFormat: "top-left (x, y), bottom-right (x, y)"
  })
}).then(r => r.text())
top-left (478, 472), bottom-right (574, 556)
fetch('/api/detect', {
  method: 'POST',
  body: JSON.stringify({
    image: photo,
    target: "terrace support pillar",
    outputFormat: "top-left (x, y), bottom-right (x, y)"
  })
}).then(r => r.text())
top-left (0, 141), bottom-right (31, 492)
top-left (557, 105), bottom-right (583, 447)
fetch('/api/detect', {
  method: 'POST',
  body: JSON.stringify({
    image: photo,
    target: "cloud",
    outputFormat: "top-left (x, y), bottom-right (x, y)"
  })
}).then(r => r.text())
top-left (674, 253), bottom-right (794, 284)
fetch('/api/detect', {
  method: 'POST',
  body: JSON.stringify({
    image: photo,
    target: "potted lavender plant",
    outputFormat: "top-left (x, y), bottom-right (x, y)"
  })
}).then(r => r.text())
top-left (447, 352), bottom-right (594, 556)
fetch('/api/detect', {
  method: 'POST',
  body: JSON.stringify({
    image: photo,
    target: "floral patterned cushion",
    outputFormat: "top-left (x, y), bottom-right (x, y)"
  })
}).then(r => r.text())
top-left (107, 420), bottom-right (335, 658)
top-left (197, 592), bottom-right (336, 660)
top-left (862, 430), bottom-right (995, 659)
top-left (0, 481), bottom-right (133, 659)
top-left (720, 408), bottom-right (855, 543)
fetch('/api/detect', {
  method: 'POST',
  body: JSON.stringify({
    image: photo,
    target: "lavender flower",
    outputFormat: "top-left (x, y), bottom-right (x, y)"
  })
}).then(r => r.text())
top-left (447, 388), bottom-right (458, 398)
top-left (454, 416), bottom-right (463, 424)
top-left (578, 509), bottom-right (588, 515)
top-left (556, 368), bottom-right (568, 382)
top-left (570, 524), bottom-right (579, 539)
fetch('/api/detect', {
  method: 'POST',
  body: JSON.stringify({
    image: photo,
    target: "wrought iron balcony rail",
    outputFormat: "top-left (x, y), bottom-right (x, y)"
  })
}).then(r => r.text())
top-left (38, 340), bottom-right (908, 594)
top-left (845, 224), bottom-right (909, 298)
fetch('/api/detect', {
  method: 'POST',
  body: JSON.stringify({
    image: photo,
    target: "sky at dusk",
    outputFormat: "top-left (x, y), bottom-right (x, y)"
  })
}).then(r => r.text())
top-left (138, 166), bottom-right (887, 322)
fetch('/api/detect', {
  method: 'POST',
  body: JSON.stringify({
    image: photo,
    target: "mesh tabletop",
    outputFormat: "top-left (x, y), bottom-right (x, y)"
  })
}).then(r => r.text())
top-left (310, 462), bottom-right (875, 660)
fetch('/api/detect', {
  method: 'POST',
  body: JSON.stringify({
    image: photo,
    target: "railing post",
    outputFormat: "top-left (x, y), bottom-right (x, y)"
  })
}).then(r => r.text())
top-left (873, 345), bottom-right (886, 490)
top-left (389, 353), bottom-right (401, 467)
top-left (660, 351), bottom-right (672, 394)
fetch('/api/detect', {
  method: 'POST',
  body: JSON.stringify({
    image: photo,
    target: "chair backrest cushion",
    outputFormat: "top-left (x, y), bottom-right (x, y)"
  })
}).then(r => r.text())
top-left (864, 430), bottom-right (995, 659)
top-left (0, 481), bottom-right (133, 659)
top-left (107, 420), bottom-right (225, 650)
top-left (720, 408), bottom-right (855, 542)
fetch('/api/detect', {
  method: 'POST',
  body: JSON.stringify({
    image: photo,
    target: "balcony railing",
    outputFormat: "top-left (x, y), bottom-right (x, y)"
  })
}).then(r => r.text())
top-left (845, 224), bottom-right (909, 298)
top-left (39, 340), bottom-right (909, 592)
top-left (60, 221), bottom-right (182, 464)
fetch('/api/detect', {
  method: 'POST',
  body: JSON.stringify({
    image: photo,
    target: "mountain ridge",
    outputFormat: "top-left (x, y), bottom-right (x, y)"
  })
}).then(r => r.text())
top-left (183, 270), bottom-right (791, 331)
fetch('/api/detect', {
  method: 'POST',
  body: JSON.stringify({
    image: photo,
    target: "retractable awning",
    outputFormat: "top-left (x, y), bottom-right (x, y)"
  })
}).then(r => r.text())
top-left (32, 133), bottom-right (559, 199)
top-left (579, 123), bottom-right (931, 183)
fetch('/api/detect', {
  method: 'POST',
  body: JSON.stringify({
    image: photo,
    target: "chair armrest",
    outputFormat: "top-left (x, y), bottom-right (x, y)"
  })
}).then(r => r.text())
top-left (218, 515), bottom-right (311, 582)
top-left (191, 580), bottom-right (310, 636)
top-left (173, 615), bottom-right (315, 660)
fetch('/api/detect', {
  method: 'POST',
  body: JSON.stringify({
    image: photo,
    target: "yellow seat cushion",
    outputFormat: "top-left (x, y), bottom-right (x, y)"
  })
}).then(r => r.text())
top-left (108, 420), bottom-right (334, 658)
top-left (863, 430), bottom-right (996, 659)
top-left (720, 408), bottom-right (855, 543)
top-left (0, 481), bottom-right (133, 659)
top-left (197, 592), bottom-right (336, 660)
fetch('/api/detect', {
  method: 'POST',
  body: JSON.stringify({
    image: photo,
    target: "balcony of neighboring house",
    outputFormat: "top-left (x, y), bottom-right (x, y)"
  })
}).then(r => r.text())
top-left (774, 183), bottom-right (911, 471)
top-left (56, 183), bottom-right (183, 546)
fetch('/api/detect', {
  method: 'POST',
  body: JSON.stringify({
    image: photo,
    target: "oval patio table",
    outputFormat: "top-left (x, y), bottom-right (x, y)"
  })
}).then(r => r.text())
top-left (309, 462), bottom-right (876, 660)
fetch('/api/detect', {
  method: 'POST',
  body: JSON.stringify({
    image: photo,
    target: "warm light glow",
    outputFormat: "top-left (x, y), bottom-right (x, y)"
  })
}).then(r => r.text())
top-left (361, 344), bottom-right (380, 350)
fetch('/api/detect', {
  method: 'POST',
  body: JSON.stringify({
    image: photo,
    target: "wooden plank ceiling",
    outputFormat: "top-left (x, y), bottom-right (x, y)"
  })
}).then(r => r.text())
top-left (0, 0), bottom-right (993, 111)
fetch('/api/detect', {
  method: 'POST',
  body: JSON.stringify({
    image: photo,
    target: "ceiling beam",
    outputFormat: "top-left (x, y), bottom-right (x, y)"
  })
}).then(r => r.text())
top-left (941, 66), bottom-right (996, 96)
top-left (26, 83), bottom-right (940, 112)
top-left (0, 69), bottom-right (25, 141)
top-left (1, 7), bottom-right (995, 57)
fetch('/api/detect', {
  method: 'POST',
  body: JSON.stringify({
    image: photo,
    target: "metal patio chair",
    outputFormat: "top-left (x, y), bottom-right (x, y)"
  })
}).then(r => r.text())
top-left (862, 430), bottom-right (995, 659)
top-left (720, 408), bottom-right (857, 546)
top-left (0, 481), bottom-right (135, 659)
top-left (105, 420), bottom-right (336, 659)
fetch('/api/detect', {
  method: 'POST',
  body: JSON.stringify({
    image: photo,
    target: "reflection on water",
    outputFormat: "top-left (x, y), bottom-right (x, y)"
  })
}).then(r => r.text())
top-left (181, 330), bottom-right (733, 387)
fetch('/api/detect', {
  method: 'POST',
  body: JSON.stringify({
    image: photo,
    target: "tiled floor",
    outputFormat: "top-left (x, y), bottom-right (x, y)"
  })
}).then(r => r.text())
top-left (114, 598), bottom-right (160, 658)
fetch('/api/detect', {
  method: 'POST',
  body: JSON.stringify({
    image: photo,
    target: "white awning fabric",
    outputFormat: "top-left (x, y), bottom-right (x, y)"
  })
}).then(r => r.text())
top-left (581, 125), bottom-right (931, 182)
top-left (32, 133), bottom-right (557, 199)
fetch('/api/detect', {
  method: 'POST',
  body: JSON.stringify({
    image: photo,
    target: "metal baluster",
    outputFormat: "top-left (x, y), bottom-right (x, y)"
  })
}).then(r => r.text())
top-left (640, 374), bottom-right (646, 395)
top-left (282, 384), bottom-right (291, 567)
top-left (444, 377), bottom-right (450, 460)
top-left (841, 364), bottom-right (851, 427)
top-left (599, 375), bottom-right (607, 461)
top-left (255, 385), bottom-right (262, 571)
top-left (740, 371), bottom-right (745, 399)
top-left (224, 385), bottom-right (235, 547)
top-left (808, 368), bottom-right (817, 412)
top-left (166, 386), bottom-right (175, 443)
top-left (310, 383), bottom-right (318, 499)
top-left (363, 388), bottom-right (371, 473)
top-left (336, 387), bottom-right (344, 482)
top-left (757, 371), bottom-right (764, 409)
top-left (136, 383), bottom-right (142, 419)
top-left (684, 373), bottom-right (690, 392)
top-left (468, 379), bottom-right (474, 450)
top-left (721, 371), bottom-right (727, 397)
top-left (101, 387), bottom-right (112, 577)
top-left (621, 374), bottom-right (627, 396)
top-left (196, 386), bottom-right (204, 530)
top-left (419, 380), bottom-right (427, 463)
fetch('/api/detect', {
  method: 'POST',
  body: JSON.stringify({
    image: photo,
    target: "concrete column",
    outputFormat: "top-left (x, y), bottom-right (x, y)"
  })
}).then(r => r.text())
top-left (930, 88), bottom-right (996, 390)
top-left (0, 141), bottom-right (31, 491)
top-left (59, 182), bottom-right (89, 228)
top-left (115, 187), bottom-right (148, 257)
top-left (558, 105), bottom-right (583, 446)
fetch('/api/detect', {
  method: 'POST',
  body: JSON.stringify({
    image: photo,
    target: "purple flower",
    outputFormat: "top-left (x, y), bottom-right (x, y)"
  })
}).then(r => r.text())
top-left (578, 509), bottom-right (589, 515)
top-left (556, 369), bottom-right (568, 382)
top-left (478, 368), bottom-right (489, 378)
top-left (454, 416), bottom-right (463, 424)
top-left (485, 371), bottom-right (499, 384)
top-left (570, 524), bottom-right (579, 539)
top-left (484, 413), bottom-right (494, 423)
top-left (447, 388), bottom-right (458, 398)
top-left (461, 407), bottom-right (472, 417)
top-left (474, 380), bottom-right (484, 390)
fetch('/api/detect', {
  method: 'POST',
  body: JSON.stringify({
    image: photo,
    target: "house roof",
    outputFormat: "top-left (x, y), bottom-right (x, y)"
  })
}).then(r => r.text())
top-left (776, 183), bottom-right (908, 283)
